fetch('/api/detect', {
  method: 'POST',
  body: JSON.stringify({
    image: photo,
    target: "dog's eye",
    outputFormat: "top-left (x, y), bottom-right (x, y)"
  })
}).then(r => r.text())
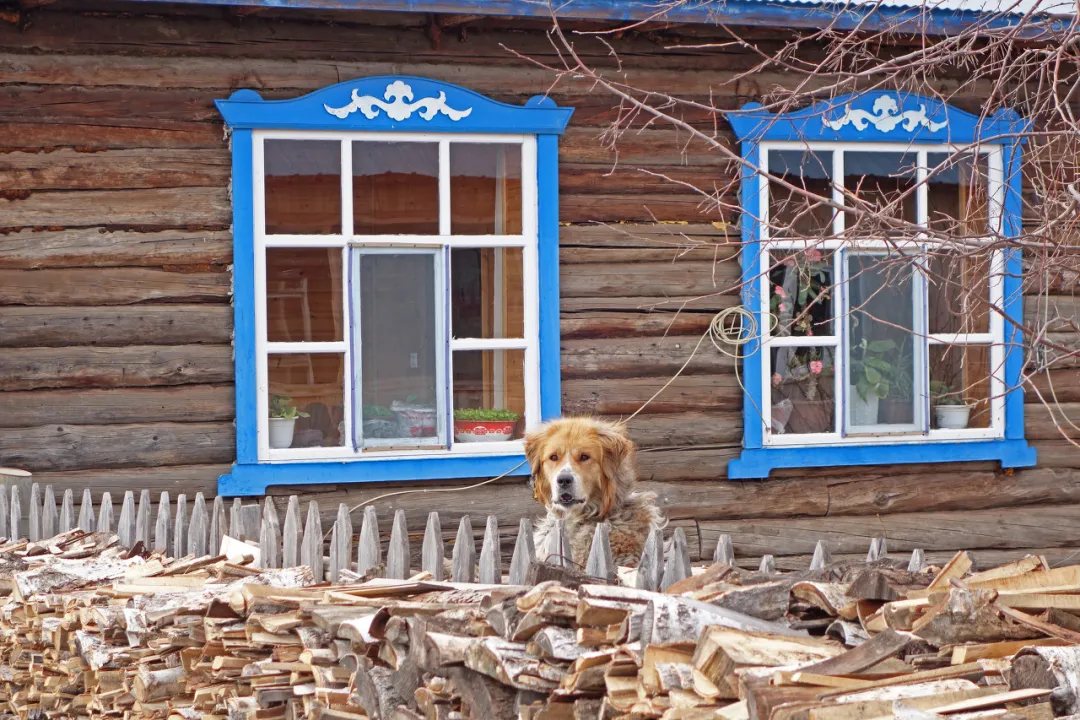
top-left (549, 453), bottom-right (559, 462)
top-left (579, 453), bottom-right (590, 461)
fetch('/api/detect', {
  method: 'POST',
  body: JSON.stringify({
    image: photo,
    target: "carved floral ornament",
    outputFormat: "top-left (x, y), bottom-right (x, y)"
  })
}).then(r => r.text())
top-left (324, 80), bottom-right (473, 122)
top-left (823, 95), bottom-right (947, 133)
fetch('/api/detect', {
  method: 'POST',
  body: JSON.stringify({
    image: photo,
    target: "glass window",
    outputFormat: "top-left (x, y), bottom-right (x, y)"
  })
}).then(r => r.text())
top-left (256, 136), bottom-right (537, 460)
top-left (760, 145), bottom-right (1003, 445)
top-left (264, 140), bottom-right (341, 235)
top-left (353, 141), bottom-right (439, 235)
top-left (451, 143), bottom-right (523, 235)
top-left (768, 150), bottom-right (835, 239)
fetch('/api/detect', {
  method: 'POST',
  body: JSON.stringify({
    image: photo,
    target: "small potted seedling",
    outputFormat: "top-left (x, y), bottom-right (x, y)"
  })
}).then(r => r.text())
top-left (453, 408), bottom-right (520, 442)
top-left (931, 381), bottom-right (972, 429)
top-left (269, 394), bottom-right (309, 449)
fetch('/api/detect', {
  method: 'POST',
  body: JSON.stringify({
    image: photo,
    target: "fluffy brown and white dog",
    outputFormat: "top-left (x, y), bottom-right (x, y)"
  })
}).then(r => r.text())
top-left (525, 417), bottom-right (664, 568)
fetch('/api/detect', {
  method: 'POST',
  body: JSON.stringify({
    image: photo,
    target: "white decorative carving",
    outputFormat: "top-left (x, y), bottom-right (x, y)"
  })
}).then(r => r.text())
top-left (823, 95), bottom-right (946, 133)
top-left (324, 80), bottom-right (472, 122)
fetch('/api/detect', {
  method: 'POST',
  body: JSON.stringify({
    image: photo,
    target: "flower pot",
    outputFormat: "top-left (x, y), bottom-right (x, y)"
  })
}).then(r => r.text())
top-left (391, 402), bottom-right (437, 438)
top-left (786, 398), bottom-right (833, 434)
top-left (849, 384), bottom-right (880, 426)
top-left (268, 417), bottom-right (297, 449)
top-left (454, 419), bottom-right (516, 443)
top-left (934, 404), bottom-right (971, 430)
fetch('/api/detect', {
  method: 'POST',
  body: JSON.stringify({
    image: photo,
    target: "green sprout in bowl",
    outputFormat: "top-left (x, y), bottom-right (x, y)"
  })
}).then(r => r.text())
top-left (453, 408), bottom-right (521, 422)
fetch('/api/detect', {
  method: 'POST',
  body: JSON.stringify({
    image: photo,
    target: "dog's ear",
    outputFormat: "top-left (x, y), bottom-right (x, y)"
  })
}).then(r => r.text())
top-left (524, 426), bottom-right (550, 506)
top-left (596, 422), bottom-right (633, 516)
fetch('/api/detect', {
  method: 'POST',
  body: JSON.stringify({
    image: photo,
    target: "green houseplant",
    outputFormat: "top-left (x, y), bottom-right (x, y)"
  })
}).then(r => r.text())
top-left (268, 394), bottom-right (309, 449)
top-left (931, 380), bottom-right (972, 429)
top-left (453, 408), bottom-right (521, 443)
top-left (849, 338), bottom-right (895, 426)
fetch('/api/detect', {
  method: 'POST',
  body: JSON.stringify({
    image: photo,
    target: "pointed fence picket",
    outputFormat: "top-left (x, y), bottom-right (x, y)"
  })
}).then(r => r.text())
top-left (0, 481), bottom-right (938, 589)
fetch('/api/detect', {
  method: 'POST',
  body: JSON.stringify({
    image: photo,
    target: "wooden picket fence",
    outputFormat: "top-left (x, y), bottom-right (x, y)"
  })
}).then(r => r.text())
top-left (0, 483), bottom-right (928, 588)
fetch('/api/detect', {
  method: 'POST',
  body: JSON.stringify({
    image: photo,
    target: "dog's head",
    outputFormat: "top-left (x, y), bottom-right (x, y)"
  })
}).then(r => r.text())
top-left (524, 418), bottom-right (636, 518)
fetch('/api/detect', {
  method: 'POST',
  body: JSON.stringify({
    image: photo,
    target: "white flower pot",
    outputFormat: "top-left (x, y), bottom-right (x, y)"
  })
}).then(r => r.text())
top-left (934, 404), bottom-right (971, 430)
top-left (849, 384), bottom-right (879, 426)
top-left (268, 417), bottom-right (297, 449)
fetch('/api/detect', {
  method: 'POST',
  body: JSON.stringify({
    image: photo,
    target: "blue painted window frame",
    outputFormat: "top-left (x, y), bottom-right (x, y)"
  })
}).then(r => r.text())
top-left (725, 91), bottom-right (1036, 479)
top-left (215, 77), bottom-right (572, 496)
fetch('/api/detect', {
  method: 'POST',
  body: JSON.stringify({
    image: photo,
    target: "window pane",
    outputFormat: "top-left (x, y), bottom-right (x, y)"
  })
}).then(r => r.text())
top-left (451, 248), bottom-right (524, 339)
top-left (353, 142), bottom-right (439, 235)
top-left (927, 251), bottom-right (991, 335)
top-left (847, 255), bottom-right (917, 429)
top-left (264, 140), bottom-right (341, 235)
top-left (453, 349), bottom-right (525, 442)
top-left (450, 143), bottom-right (522, 235)
top-left (927, 152), bottom-right (990, 235)
top-left (357, 252), bottom-right (443, 445)
top-left (268, 353), bottom-right (344, 448)
top-left (770, 346), bottom-right (835, 435)
top-left (768, 150), bottom-right (834, 239)
top-left (844, 152), bottom-right (918, 234)
top-left (930, 344), bottom-right (993, 429)
top-left (769, 250), bottom-right (834, 337)
top-left (266, 248), bottom-right (343, 343)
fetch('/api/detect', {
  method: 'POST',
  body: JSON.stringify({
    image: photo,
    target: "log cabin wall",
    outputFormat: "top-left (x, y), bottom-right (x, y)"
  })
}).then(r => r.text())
top-left (1, 1), bottom-right (1079, 567)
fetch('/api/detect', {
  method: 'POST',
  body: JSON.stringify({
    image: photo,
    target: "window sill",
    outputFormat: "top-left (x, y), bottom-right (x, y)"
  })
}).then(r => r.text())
top-left (218, 453), bottom-right (530, 496)
top-left (728, 438), bottom-right (1036, 480)
top-left (262, 440), bottom-right (526, 463)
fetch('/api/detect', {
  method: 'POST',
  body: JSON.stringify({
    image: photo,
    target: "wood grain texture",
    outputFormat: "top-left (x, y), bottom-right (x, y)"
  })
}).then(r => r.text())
top-left (0, 228), bottom-right (231, 269)
top-left (561, 261), bottom-right (740, 298)
top-left (0, 187), bottom-right (230, 228)
top-left (0, 305), bottom-right (232, 347)
top-left (561, 336), bottom-right (736, 378)
top-left (24, 465), bottom-right (224, 499)
top-left (0, 268), bottom-right (229, 306)
top-left (697, 502), bottom-right (1080, 557)
top-left (0, 345), bottom-right (233, 390)
top-left (0, 421), bottom-right (234, 472)
top-left (0, 147), bottom-right (229, 190)
top-left (562, 374), bottom-right (744, 414)
top-left (0, 385), bottom-right (234, 427)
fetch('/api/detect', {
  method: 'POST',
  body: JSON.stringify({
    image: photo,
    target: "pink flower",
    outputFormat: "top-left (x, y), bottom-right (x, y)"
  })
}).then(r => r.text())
top-left (774, 285), bottom-right (786, 298)
top-left (778, 302), bottom-right (789, 312)
top-left (806, 249), bottom-right (823, 263)
top-left (810, 360), bottom-right (824, 375)
top-left (772, 372), bottom-right (782, 387)
top-left (806, 328), bottom-right (814, 336)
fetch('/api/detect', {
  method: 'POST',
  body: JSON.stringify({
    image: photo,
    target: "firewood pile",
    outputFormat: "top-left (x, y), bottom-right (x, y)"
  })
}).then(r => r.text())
top-left (4, 528), bottom-right (1080, 720)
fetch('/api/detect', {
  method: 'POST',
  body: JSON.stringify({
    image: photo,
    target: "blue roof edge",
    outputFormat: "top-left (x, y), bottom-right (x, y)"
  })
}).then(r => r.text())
top-left (113, 0), bottom-right (1064, 38)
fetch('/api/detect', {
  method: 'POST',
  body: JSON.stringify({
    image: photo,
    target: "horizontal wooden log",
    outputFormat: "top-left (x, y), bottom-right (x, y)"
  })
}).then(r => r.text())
top-left (698, 501), bottom-right (1080, 557)
top-left (561, 222), bottom-right (729, 248)
top-left (559, 192), bottom-right (724, 224)
top-left (611, 411), bottom-right (741, 447)
top-left (0, 385), bottom-right (234, 427)
top-left (0, 186), bottom-right (230, 228)
top-left (0, 147), bottom-right (229, 190)
top-left (1024, 402), bottom-right (1080, 441)
top-left (0, 305), bottom-right (232, 347)
top-left (14, 465), bottom-right (225, 498)
top-left (560, 244), bottom-right (738, 264)
top-left (562, 374), bottom-right (744, 414)
top-left (0, 228), bottom-right (231, 269)
top-left (561, 311), bottom-right (720, 339)
top-left (0, 345), bottom-right (233, 391)
top-left (0, 268), bottom-right (229, 306)
top-left (561, 294), bottom-right (738, 313)
top-left (1028, 368), bottom-right (1080, 403)
top-left (0, 122), bottom-right (220, 150)
top-left (561, 260), bottom-right (740, 298)
top-left (0, 421), bottom-right (235, 472)
top-left (561, 336), bottom-right (736, 379)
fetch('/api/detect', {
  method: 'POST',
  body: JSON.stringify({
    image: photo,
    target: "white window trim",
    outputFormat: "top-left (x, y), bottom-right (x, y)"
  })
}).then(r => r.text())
top-left (252, 129), bottom-right (541, 463)
top-left (757, 140), bottom-right (1007, 448)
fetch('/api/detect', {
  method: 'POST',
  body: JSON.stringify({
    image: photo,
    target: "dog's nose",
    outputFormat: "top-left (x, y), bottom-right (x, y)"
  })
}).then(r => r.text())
top-left (556, 472), bottom-right (574, 488)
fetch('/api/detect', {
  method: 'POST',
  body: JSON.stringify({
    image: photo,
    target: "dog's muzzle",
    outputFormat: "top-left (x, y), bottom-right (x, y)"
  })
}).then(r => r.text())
top-left (555, 470), bottom-right (583, 507)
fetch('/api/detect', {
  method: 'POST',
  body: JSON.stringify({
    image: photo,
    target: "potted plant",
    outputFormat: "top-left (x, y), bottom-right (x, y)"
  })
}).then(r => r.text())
top-left (269, 394), bottom-right (309, 449)
top-left (453, 408), bottom-right (520, 442)
top-left (849, 338), bottom-right (896, 426)
top-left (777, 348), bottom-right (833, 433)
top-left (931, 380), bottom-right (972, 429)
